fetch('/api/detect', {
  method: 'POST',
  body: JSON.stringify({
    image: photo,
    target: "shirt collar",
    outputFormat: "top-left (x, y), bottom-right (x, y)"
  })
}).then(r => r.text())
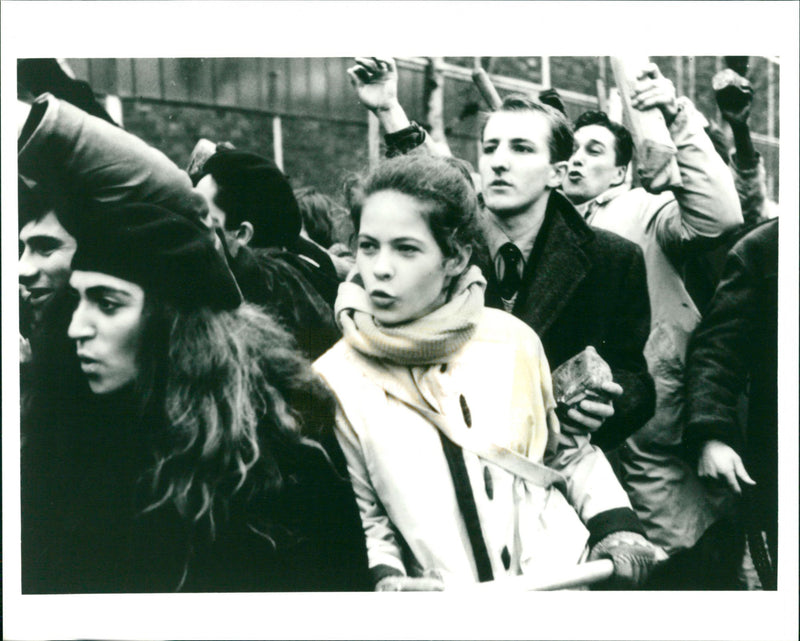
top-left (576, 183), bottom-right (630, 219)
top-left (482, 207), bottom-right (543, 263)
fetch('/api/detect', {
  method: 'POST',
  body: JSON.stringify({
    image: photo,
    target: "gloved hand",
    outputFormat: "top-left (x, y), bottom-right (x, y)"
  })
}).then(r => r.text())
top-left (588, 531), bottom-right (667, 589)
top-left (375, 570), bottom-right (445, 591)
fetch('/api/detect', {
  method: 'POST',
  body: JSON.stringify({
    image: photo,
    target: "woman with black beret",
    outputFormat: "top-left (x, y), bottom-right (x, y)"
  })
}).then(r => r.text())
top-left (21, 203), bottom-right (371, 593)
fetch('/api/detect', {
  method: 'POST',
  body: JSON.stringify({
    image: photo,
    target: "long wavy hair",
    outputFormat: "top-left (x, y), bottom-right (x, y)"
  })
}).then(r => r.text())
top-left (133, 297), bottom-right (336, 540)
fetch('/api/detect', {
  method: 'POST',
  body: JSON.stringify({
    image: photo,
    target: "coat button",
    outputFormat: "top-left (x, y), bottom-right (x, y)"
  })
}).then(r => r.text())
top-left (440, 363), bottom-right (448, 373)
top-left (459, 394), bottom-right (472, 427)
top-left (483, 466), bottom-right (493, 500)
top-left (501, 546), bottom-right (511, 570)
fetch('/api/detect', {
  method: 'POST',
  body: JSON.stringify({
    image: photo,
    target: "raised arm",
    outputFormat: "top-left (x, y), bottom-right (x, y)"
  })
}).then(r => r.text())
top-left (347, 57), bottom-right (446, 157)
top-left (632, 64), bottom-right (743, 257)
top-left (18, 93), bottom-right (206, 223)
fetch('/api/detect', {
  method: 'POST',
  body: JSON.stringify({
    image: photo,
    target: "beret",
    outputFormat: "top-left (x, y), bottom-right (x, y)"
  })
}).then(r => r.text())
top-left (71, 203), bottom-right (242, 311)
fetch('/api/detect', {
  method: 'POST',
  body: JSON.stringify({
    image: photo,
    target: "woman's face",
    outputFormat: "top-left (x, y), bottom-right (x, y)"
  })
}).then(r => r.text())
top-left (356, 190), bottom-right (465, 326)
top-left (67, 270), bottom-right (145, 395)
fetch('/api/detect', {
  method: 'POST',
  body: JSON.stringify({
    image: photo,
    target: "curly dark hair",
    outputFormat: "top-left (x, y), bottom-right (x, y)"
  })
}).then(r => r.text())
top-left (574, 110), bottom-right (634, 167)
top-left (133, 298), bottom-right (336, 542)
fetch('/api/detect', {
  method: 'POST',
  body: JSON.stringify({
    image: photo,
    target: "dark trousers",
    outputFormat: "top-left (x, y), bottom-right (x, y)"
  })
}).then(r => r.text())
top-left (643, 517), bottom-right (746, 590)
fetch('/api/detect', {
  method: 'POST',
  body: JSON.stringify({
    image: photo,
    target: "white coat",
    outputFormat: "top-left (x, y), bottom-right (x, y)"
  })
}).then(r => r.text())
top-left (314, 307), bottom-right (638, 584)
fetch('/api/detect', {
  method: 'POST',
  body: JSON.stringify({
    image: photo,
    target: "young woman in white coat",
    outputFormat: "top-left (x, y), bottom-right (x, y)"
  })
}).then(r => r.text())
top-left (314, 154), bottom-right (664, 590)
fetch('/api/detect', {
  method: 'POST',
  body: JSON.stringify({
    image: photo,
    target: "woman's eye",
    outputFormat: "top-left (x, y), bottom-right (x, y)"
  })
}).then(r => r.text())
top-left (512, 144), bottom-right (534, 153)
top-left (398, 245), bottom-right (419, 256)
top-left (482, 144), bottom-right (497, 154)
top-left (358, 240), bottom-right (377, 254)
top-left (98, 298), bottom-right (121, 313)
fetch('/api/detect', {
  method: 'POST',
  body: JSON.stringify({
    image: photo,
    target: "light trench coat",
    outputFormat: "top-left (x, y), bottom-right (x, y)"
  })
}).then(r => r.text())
top-left (314, 307), bottom-right (637, 584)
top-left (582, 97), bottom-right (744, 553)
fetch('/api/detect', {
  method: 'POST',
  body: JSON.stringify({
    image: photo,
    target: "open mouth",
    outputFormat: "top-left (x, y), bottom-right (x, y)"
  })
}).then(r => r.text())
top-left (369, 291), bottom-right (396, 308)
top-left (77, 353), bottom-right (100, 372)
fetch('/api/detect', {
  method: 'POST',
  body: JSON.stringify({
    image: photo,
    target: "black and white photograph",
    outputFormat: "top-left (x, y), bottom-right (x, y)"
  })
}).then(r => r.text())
top-left (3, 2), bottom-right (798, 640)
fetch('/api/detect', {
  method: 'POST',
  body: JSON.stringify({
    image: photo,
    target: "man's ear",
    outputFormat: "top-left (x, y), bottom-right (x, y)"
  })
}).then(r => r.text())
top-left (235, 221), bottom-right (254, 246)
top-left (611, 164), bottom-right (628, 188)
top-left (548, 161), bottom-right (568, 188)
top-left (444, 244), bottom-right (472, 277)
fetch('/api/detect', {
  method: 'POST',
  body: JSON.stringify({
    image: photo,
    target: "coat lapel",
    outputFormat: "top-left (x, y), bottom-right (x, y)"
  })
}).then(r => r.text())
top-left (513, 192), bottom-right (593, 337)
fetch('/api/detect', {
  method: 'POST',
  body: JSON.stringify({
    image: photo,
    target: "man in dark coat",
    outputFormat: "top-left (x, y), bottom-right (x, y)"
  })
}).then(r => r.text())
top-left (477, 95), bottom-right (655, 451)
top-left (684, 219), bottom-right (778, 585)
top-left (193, 149), bottom-right (341, 360)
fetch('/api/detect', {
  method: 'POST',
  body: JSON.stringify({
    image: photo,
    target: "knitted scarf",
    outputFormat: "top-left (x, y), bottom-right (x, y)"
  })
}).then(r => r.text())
top-left (335, 265), bottom-right (486, 366)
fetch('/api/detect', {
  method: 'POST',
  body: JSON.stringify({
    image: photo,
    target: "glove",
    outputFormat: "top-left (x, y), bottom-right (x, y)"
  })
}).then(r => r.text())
top-left (588, 531), bottom-right (667, 589)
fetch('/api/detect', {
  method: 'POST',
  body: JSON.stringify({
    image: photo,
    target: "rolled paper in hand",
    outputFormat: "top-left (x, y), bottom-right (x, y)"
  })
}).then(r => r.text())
top-left (610, 56), bottom-right (682, 193)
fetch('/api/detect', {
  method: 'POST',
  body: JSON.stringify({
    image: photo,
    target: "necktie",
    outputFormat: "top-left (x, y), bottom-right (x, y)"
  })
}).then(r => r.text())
top-left (497, 242), bottom-right (523, 300)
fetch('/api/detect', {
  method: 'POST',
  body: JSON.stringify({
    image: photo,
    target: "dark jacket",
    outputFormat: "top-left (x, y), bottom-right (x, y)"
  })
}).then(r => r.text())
top-left (685, 219), bottom-right (778, 546)
top-left (21, 386), bottom-right (372, 593)
top-left (483, 191), bottom-right (655, 451)
top-left (229, 245), bottom-right (341, 361)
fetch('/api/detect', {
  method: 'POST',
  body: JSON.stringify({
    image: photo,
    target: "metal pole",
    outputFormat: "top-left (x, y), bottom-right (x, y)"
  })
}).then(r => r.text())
top-left (272, 115), bottom-right (284, 171)
top-left (767, 59), bottom-right (776, 139)
top-left (596, 56), bottom-right (608, 113)
top-left (674, 56), bottom-right (684, 97)
top-left (368, 111), bottom-right (380, 168)
top-left (766, 59), bottom-right (776, 199)
top-left (687, 56), bottom-right (696, 102)
top-left (541, 55), bottom-right (551, 88)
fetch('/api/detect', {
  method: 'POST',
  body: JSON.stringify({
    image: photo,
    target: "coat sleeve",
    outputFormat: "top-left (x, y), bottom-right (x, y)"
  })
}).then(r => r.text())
top-left (18, 93), bottom-right (207, 222)
top-left (651, 98), bottom-right (743, 262)
top-left (592, 242), bottom-right (656, 451)
top-left (540, 333), bottom-right (645, 547)
top-left (331, 395), bottom-right (407, 583)
top-left (684, 248), bottom-right (755, 455)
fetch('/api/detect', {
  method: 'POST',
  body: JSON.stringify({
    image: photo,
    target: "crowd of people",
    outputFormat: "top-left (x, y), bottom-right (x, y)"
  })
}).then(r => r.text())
top-left (17, 56), bottom-right (779, 593)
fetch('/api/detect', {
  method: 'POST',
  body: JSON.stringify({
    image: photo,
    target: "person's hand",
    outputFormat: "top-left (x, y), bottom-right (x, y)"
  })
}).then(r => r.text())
top-left (375, 573), bottom-right (445, 591)
top-left (588, 531), bottom-right (668, 589)
top-left (347, 57), bottom-right (399, 113)
top-left (698, 440), bottom-right (756, 494)
top-left (631, 63), bottom-right (679, 126)
top-left (712, 68), bottom-right (753, 126)
top-left (558, 380), bottom-right (623, 435)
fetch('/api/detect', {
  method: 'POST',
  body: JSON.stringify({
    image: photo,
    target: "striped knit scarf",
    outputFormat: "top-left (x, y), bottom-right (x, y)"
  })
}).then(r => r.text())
top-left (335, 265), bottom-right (486, 366)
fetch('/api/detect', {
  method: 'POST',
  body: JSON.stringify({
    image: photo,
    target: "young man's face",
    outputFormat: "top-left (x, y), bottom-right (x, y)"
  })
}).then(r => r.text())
top-left (563, 124), bottom-right (627, 206)
top-left (478, 110), bottom-right (566, 219)
top-left (19, 211), bottom-right (77, 312)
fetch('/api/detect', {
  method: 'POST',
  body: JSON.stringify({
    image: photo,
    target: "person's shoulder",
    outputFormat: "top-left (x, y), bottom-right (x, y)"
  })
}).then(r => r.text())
top-left (313, 338), bottom-right (351, 372)
top-left (476, 307), bottom-right (544, 347)
top-left (588, 223), bottom-right (644, 263)
top-left (313, 339), bottom-right (380, 392)
top-left (730, 218), bottom-right (778, 272)
top-left (605, 185), bottom-right (675, 223)
top-left (736, 218), bottom-right (778, 250)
